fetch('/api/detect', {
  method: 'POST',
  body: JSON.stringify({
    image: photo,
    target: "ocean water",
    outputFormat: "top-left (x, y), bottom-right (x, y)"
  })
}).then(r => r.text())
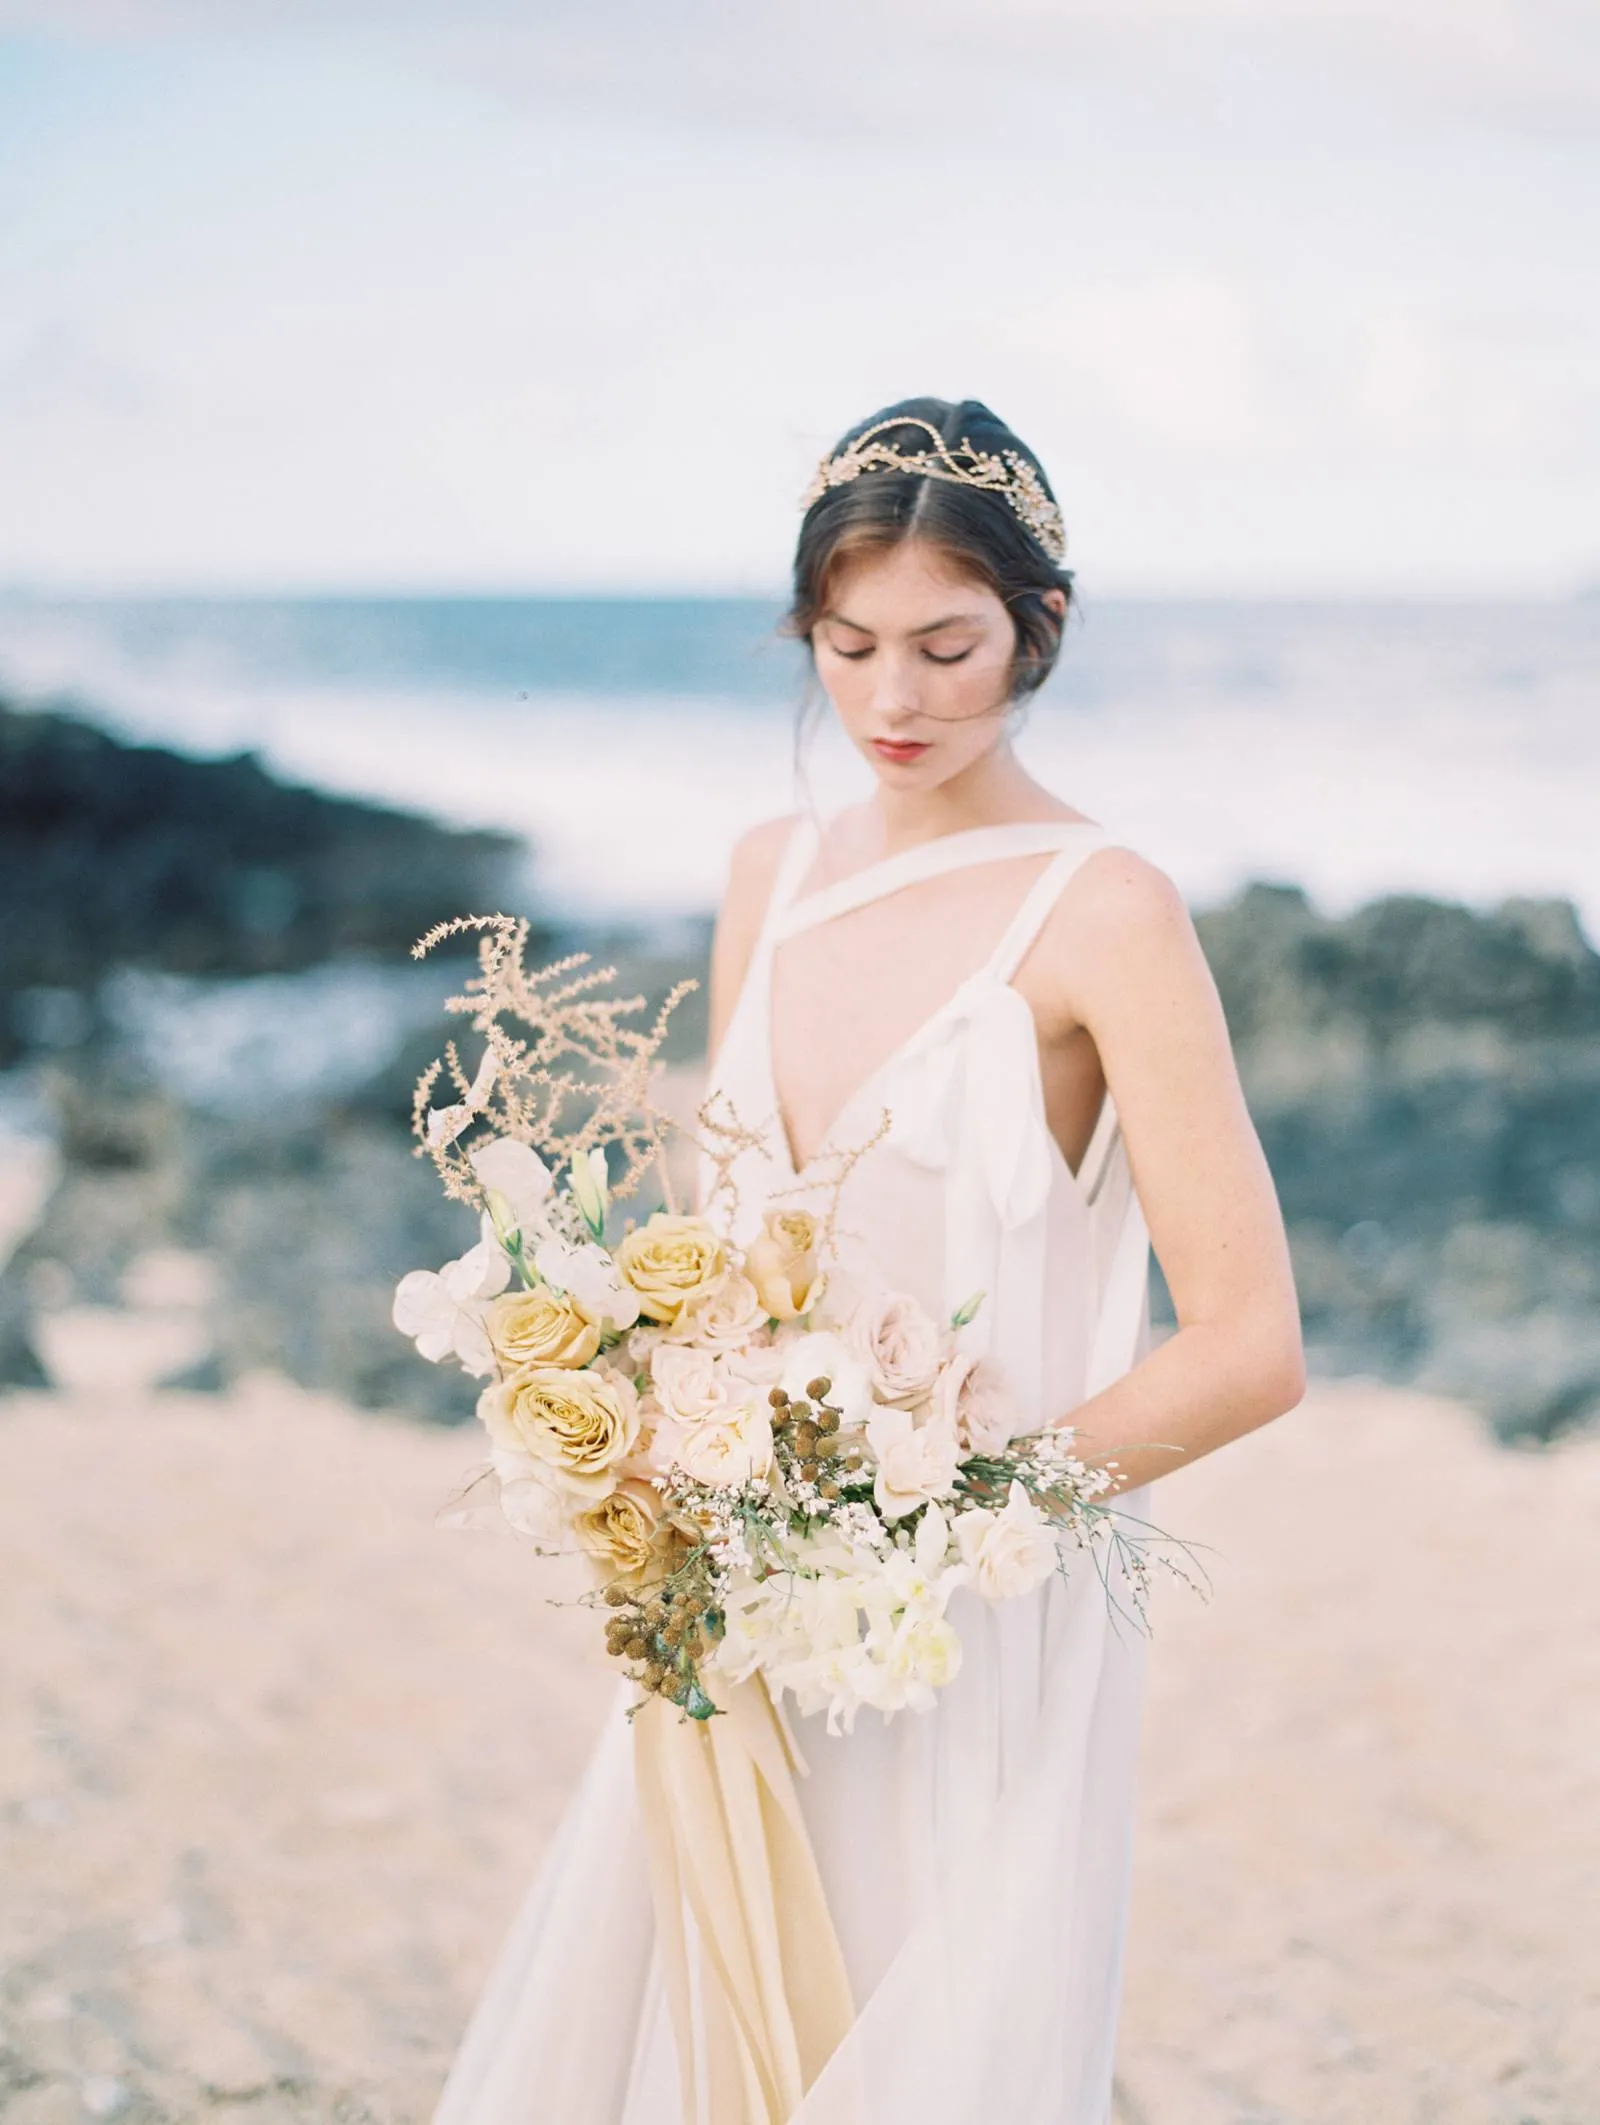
top-left (1, 591), bottom-right (1596, 938)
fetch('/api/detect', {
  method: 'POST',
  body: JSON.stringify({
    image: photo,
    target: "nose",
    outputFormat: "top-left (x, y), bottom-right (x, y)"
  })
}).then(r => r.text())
top-left (870, 648), bottom-right (921, 725)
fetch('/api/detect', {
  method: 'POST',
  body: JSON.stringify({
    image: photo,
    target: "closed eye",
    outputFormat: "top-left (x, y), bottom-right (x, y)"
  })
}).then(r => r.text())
top-left (923, 646), bottom-right (974, 665)
top-left (828, 643), bottom-right (874, 661)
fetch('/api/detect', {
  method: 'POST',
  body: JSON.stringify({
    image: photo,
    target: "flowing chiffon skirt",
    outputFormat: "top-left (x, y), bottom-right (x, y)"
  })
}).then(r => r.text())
top-left (434, 1488), bottom-right (1152, 2125)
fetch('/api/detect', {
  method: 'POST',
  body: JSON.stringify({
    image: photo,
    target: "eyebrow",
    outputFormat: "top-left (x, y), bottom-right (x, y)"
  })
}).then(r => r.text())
top-left (821, 609), bottom-right (984, 639)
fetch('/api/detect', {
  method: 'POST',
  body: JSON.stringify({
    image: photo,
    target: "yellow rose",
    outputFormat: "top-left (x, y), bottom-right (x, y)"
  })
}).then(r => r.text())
top-left (614, 1214), bottom-right (729, 1324)
top-left (480, 1365), bottom-right (640, 1497)
top-left (572, 1479), bottom-right (660, 1576)
top-left (486, 1285), bottom-right (601, 1371)
top-left (745, 1207), bottom-right (823, 1321)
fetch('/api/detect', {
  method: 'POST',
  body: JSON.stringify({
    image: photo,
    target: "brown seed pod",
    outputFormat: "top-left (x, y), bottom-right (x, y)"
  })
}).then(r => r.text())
top-left (816, 1407), bottom-right (840, 1435)
top-left (799, 1459), bottom-right (821, 1484)
top-left (768, 1386), bottom-right (789, 1407)
top-left (603, 1583), bottom-right (630, 1607)
top-left (787, 1399), bottom-right (812, 1424)
top-left (795, 1424), bottom-right (819, 1456)
top-left (806, 1376), bottom-right (832, 1399)
top-left (624, 1633), bottom-right (649, 1660)
top-left (819, 1479), bottom-right (840, 1500)
top-left (643, 1662), bottom-right (667, 1691)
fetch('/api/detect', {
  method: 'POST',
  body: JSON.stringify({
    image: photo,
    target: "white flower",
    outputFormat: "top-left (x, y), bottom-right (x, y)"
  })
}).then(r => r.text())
top-left (490, 1446), bottom-right (572, 1544)
top-left (534, 1234), bottom-right (641, 1331)
top-left (866, 1406), bottom-right (961, 1520)
top-left (714, 1508), bottom-right (971, 1733)
top-left (778, 1331), bottom-right (874, 1429)
top-left (885, 1613), bottom-right (962, 1696)
top-left (392, 1228), bottom-right (510, 1375)
top-left (425, 1048), bottom-right (500, 1147)
top-left (470, 1136), bottom-right (555, 1243)
top-left (568, 1147), bottom-right (609, 1239)
top-left (670, 1402), bottom-right (774, 1488)
top-left (850, 1289), bottom-right (944, 1407)
top-left (650, 1343), bottom-right (733, 1425)
top-left (864, 1501), bottom-right (964, 1620)
top-left (954, 1481), bottom-right (1059, 1601)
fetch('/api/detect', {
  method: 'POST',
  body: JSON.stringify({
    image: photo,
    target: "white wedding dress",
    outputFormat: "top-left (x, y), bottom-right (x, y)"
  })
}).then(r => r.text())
top-left (433, 816), bottom-right (1158, 2125)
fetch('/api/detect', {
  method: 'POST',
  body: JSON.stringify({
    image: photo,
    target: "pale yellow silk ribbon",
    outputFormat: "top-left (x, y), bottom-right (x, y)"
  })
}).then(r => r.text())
top-left (633, 1674), bottom-right (856, 2125)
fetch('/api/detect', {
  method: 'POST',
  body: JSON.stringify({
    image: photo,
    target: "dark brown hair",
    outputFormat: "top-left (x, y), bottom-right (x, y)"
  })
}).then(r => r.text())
top-left (786, 396), bottom-right (1075, 705)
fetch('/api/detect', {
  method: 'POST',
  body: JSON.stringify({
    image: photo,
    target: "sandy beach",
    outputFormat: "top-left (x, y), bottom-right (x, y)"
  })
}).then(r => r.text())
top-left (4, 1367), bottom-right (1597, 2125)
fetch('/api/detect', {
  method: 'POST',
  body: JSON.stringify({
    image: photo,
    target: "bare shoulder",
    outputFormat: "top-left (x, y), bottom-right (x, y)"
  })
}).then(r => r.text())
top-left (724, 812), bottom-right (801, 913)
top-left (1068, 843), bottom-right (1195, 951)
top-left (1028, 842), bottom-right (1213, 1033)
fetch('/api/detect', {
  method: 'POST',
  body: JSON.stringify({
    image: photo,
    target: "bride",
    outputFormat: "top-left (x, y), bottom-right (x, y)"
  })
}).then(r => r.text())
top-left (431, 397), bottom-right (1306, 2125)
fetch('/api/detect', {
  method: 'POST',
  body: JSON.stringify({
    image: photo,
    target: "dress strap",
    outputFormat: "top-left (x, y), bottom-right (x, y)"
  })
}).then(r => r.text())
top-left (774, 821), bottom-right (1097, 943)
top-left (984, 829), bottom-right (1109, 984)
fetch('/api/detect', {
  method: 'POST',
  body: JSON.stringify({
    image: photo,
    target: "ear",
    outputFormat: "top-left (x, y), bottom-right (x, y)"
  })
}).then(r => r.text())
top-left (1039, 588), bottom-right (1068, 620)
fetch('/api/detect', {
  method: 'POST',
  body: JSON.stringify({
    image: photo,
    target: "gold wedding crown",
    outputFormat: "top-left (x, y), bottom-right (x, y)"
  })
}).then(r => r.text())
top-left (800, 415), bottom-right (1068, 566)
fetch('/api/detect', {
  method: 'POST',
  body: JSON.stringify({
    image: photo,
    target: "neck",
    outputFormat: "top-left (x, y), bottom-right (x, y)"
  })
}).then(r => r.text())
top-left (868, 740), bottom-right (1057, 852)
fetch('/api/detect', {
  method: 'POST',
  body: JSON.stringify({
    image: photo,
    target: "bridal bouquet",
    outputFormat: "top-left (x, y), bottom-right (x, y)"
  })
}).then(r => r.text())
top-left (394, 916), bottom-right (1167, 1731)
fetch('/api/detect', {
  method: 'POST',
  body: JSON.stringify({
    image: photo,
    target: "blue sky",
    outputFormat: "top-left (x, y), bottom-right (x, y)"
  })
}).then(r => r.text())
top-left (1, 4), bottom-right (1596, 594)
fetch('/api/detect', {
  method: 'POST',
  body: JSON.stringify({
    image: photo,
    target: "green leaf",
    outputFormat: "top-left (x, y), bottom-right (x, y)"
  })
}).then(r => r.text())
top-left (682, 1678), bottom-right (718, 1722)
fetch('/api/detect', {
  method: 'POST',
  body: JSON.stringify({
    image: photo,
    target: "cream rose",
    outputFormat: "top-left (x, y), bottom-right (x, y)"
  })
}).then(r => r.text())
top-left (614, 1214), bottom-right (729, 1324)
top-left (671, 1402), bottom-right (774, 1488)
top-left (852, 1289), bottom-right (943, 1407)
top-left (479, 1365), bottom-right (640, 1498)
top-left (649, 1342), bottom-right (733, 1425)
top-left (954, 1481), bottom-right (1059, 1600)
top-left (866, 1406), bottom-right (961, 1521)
top-left (745, 1208), bottom-right (824, 1321)
top-left (664, 1269), bottom-right (767, 1353)
top-left (572, 1479), bottom-right (660, 1575)
top-left (935, 1349), bottom-right (1018, 1456)
top-left (486, 1284), bottom-right (601, 1371)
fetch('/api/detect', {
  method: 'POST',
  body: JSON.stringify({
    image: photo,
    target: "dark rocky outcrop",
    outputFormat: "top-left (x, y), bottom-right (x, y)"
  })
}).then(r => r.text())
top-left (0, 697), bottom-right (524, 1064)
top-left (1193, 884), bottom-right (1600, 1441)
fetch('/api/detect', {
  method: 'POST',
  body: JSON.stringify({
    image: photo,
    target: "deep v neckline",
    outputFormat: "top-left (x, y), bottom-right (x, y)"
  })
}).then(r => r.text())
top-left (762, 817), bottom-right (1103, 1180)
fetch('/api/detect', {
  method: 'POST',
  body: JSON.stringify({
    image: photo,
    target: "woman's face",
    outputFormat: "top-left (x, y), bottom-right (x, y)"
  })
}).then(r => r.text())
top-left (812, 539), bottom-right (1047, 792)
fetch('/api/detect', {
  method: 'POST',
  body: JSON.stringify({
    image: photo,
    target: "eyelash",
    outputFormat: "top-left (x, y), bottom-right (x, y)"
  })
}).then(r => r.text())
top-left (829, 645), bottom-right (974, 666)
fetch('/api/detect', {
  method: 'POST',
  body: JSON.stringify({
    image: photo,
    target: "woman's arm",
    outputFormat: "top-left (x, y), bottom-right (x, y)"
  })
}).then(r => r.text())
top-left (1045, 850), bottom-right (1306, 1490)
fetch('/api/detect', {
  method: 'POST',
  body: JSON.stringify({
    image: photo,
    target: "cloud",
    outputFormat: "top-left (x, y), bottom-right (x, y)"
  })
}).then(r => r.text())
top-left (1002, 276), bottom-right (1270, 454)
top-left (4, 0), bottom-right (1599, 137)
top-left (0, 319), bottom-right (162, 420)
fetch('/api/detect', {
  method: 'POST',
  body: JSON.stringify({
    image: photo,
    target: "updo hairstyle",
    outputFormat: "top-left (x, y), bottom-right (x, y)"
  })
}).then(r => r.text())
top-left (786, 396), bottom-right (1076, 706)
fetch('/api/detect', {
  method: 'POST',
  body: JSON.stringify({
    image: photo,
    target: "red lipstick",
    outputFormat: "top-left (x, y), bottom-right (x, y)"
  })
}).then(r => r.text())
top-left (871, 738), bottom-right (930, 765)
